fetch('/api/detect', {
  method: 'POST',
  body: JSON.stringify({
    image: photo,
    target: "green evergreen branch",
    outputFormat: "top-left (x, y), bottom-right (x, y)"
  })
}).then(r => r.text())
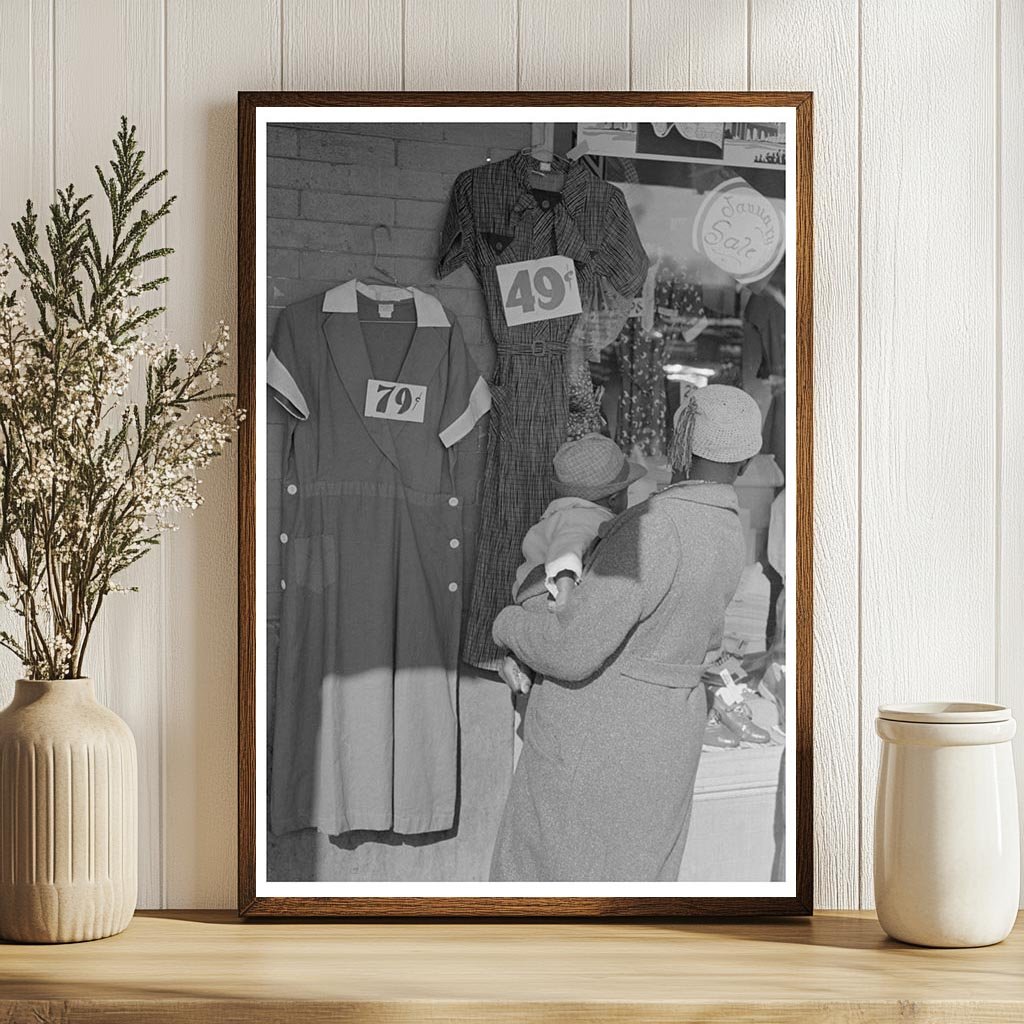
top-left (0, 117), bottom-right (237, 679)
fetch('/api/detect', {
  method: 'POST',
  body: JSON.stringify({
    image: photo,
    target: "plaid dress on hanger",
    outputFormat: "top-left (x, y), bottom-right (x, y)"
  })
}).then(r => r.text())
top-left (439, 151), bottom-right (647, 669)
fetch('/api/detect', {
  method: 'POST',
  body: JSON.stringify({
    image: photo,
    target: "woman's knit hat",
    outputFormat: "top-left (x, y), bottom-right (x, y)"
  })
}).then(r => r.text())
top-left (668, 384), bottom-right (763, 473)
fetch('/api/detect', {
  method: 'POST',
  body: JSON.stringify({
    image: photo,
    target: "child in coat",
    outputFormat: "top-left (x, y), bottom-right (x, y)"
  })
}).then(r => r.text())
top-left (512, 433), bottom-right (645, 611)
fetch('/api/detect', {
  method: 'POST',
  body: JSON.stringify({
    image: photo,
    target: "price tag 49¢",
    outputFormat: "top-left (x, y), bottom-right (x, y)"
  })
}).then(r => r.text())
top-left (496, 255), bottom-right (583, 327)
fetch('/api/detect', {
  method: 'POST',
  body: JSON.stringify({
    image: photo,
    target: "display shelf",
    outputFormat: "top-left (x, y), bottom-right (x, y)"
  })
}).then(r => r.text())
top-left (2, 910), bottom-right (1021, 1022)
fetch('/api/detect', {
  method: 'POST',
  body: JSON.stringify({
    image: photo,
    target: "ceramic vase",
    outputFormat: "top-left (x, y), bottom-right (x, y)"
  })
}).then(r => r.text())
top-left (0, 678), bottom-right (137, 943)
top-left (874, 702), bottom-right (1019, 947)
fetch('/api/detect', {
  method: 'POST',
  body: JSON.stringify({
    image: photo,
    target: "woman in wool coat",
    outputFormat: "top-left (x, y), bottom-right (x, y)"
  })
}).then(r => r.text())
top-left (490, 384), bottom-right (765, 881)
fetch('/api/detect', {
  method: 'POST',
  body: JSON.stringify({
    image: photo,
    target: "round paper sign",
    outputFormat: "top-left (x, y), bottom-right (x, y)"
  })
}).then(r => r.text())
top-left (692, 177), bottom-right (784, 285)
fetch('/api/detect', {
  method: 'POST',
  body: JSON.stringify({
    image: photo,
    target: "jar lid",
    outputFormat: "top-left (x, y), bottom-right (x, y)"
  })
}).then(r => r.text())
top-left (877, 701), bottom-right (1011, 724)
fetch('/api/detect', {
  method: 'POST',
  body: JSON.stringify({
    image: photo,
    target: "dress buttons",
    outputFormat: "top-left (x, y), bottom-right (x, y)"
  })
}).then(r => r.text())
top-left (280, 533), bottom-right (288, 544)
top-left (448, 582), bottom-right (459, 593)
top-left (286, 484), bottom-right (297, 495)
top-left (495, 242), bottom-right (503, 251)
top-left (449, 538), bottom-right (460, 549)
top-left (448, 496), bottom-right (459, 507)
top-left (280, 580), bottom-right (286, 591)
top-left (540, 200), bottom-right (550, 209)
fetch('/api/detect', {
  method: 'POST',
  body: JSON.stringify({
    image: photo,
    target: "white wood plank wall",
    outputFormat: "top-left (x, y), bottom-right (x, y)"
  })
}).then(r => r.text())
top-left (0, 0), bottom-right (1017, 910)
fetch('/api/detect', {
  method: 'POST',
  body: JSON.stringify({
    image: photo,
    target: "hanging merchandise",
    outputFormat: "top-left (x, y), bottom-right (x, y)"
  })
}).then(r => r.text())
top-left (614, 315), bottom-right (669, 457)
top-left (565, 365), bottom-right (606, 439)
top-left (743, 261), bottom-right (786, 475)
top-left (657, 260), bottom-right (709, 352)
top-left (568, 276), bottom-right (638, 440)
top-left (267, 280), bottom-right (491, 836)
top-left (438, 148), bottom-right (648, 669)
top-left (567, 276), bottom-right (637, 364)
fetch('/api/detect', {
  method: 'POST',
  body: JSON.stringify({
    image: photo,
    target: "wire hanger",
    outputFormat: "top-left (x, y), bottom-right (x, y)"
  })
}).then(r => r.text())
top-left (522, 124), bottom-right (567, 193)
top-left (519, 143), bottom-right (572, 163)
top-left (358, 224), bottom-right (417, 323)
top-left (364, 224), bottom-right (399, 286)
top-left (525, 123), bottom-right (557, 170)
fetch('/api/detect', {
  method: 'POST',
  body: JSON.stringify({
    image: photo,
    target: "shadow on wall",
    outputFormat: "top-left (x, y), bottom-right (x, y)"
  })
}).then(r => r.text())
top-left (264, 503), bottom-right (652, 884)
top-left (268, 664), bottom-right (512, 883)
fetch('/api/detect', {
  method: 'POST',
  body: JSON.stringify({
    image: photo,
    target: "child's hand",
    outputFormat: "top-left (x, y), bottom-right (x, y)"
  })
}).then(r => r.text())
top-left (499, 655), bottom-right (533, 696)
top-left (552, 575), bottom-right (575, 612)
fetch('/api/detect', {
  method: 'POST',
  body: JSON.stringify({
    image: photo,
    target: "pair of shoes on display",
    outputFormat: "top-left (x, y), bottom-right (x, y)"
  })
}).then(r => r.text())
top-left (710, 691), bottom-right (773, 746)
top-left (703, 708), bottom-right (740, 749)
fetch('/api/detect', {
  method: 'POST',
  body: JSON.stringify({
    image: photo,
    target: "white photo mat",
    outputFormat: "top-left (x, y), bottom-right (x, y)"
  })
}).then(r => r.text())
top-left (252, 104), bottom-right (799, 901)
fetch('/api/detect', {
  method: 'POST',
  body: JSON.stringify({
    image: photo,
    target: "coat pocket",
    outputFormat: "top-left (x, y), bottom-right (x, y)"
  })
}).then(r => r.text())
top-left (288, 534), bottom-right (338, 594)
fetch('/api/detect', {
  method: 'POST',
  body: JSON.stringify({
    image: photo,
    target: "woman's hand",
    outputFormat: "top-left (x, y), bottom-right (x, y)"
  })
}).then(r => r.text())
top-left (551, 575), bottom-right (575, 613)
top-left (499, 654), bottom-right (533, 696)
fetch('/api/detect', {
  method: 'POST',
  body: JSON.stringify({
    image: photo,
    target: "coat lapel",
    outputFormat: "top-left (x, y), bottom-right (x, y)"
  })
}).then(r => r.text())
top-left (321, 285), bottom-right (451, 463)
top-left (390, 337), bottom-right (446, 448)
top-left (389, 288), bottom-right (448, 446)
top-left (500, 156), bottom-right (595, 268)
top-left (321, 310), bottom-right (401, 471)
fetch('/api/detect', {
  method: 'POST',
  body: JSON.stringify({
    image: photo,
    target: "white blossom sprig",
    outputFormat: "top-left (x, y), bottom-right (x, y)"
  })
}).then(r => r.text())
top-left (0, 119), bottom-right (241, 680)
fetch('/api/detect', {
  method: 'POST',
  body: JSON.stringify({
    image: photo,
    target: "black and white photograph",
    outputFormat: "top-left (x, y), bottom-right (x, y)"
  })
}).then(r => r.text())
top-left (245, 101), bottom-right (808, 911)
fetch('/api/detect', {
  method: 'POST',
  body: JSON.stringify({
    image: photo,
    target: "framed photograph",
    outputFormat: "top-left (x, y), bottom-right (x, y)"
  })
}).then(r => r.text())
top-left (237, 92), bottom-right (813, 916)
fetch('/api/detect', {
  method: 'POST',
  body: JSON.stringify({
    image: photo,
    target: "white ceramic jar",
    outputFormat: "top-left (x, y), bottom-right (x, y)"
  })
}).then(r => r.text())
top-left (874, 702), bottom-right (1019, 947)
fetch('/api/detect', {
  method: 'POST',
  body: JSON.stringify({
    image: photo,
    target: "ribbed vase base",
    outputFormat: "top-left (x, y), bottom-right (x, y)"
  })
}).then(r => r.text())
top-left (0, 880), bottom-right (135, 943)
top-left (0, 678), bottom-right (138, 945)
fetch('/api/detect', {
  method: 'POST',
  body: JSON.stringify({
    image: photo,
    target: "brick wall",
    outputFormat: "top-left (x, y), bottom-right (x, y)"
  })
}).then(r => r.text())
top-left (265, 122), bottom-right (532, 631)
top-left (266, 121), bottom-right (533, 377)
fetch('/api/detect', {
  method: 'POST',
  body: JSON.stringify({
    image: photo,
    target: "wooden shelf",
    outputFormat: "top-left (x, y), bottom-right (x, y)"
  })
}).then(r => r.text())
top-left (2, 910), bottom-right (1022, 1022)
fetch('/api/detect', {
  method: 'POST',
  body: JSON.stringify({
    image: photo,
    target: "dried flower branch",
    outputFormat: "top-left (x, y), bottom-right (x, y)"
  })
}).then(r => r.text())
top-left (0, 117), bottom-right (241, 679)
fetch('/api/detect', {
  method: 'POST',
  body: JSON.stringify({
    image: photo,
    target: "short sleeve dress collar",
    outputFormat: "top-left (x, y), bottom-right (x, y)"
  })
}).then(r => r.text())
top-left (319, 280), bottom-right (452, 471)
top-left (506, 151), bottom-right (594, 266)
top-left (321, 279), bottom-right (449, 327)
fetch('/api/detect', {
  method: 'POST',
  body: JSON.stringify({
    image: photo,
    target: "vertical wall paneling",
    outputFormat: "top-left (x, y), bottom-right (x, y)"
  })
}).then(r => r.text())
top-left (517, 0), bottom-right (629, 90)
top-left (749, 0), bottom-right (860, 911)
top-left (164, 0), bottom-right (280, 907)
top-left (0, 1), bottom-right (53, 693)
top-left (859, 0), bottom-right (998, 908)
top-left (630, 0), bottom-right (746, 91)
top-left (0, 0), bottom-right (1018, 910)
top-left (0, 0), bottom-right (52, 230)
top-left (999, 0), bottom-right (1024, 897)
top-left (53, 0), bottom-right (166, 909)
top-left (283, 0), bottom-right (402, 90)
top-left (403, 0), bottom-right (518, 90)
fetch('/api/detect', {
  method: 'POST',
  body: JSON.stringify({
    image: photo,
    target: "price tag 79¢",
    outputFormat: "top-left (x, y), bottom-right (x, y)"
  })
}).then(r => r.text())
top-left (496, 255), bottom-right (583, 327)
top-left (363, 378), bottom-right (427, 423)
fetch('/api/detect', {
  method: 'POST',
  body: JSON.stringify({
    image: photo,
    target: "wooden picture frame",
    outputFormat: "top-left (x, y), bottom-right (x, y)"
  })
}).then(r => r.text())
top-left (238, 91), bottom-right (813, 917)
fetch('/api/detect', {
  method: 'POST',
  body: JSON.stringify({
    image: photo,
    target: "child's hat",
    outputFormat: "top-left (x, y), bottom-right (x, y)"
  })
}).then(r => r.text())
top-left (552, 433), bottom-right (647, 500)
top-left (669, 384), bottom-right (763, 473)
